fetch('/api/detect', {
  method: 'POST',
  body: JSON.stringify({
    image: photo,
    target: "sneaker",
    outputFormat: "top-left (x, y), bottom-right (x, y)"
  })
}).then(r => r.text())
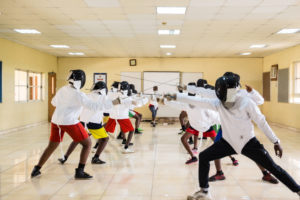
top-left (122, 148), bottom-right (135, 154)
top-left (58, 158), bottom-right (67, 165)
top-left (209, 173), bottom-right (226, 182)
top-left (188, 140), bottom-right (194, 145)
top-left (117, 133), bottom-right (123, 140)
top-left (137, 128), bottom-right (143, 132)
top-left (262, 173), bottom-right (279, 184)
top-left (75, 168), bottom-right (93, 179)
top-left (31, 166), bottom-right (41, 178)
top-left (122, 139), bottom-right (126, 144)
top-left (135, 130), bottom-right (143, 134)
top-left (91, 157), bottom-right (106, 164)
top-left (187, 190), bottom-right (212, 200)
top-left (232, 159), bottom-right (239, 166)
top-left (185, 157), bottom-right (198, 164)
top-left (178, 130), bottom-right (185, 135)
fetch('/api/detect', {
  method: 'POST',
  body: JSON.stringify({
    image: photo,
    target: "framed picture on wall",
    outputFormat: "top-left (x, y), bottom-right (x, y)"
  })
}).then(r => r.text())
top-left (270, 64), bottom-right (278, 81)
top-left (93, 73), bottom-right (107, 84)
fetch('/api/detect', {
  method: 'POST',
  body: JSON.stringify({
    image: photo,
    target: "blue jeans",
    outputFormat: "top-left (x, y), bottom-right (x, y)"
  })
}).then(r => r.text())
top-left (149, 105), bottom-right (158, 119)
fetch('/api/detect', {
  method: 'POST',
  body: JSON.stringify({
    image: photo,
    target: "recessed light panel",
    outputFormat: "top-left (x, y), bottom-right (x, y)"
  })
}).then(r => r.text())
top-left (160, 45), bottom-right (176, 48)
top-left (68, 52), bottom-right (85, 56)
top-left (240, 52), bottom-right (252, 55)
top-left (277, 29), bottom-right (300, 34)
top-left (158, 29), bottom-right (180, 35)
top-left (50, 45), bottom-right (70, 48)
top-left (14, 29), bottom-right (41, 34)
top-left (250, 44), bottom-right (267, 48)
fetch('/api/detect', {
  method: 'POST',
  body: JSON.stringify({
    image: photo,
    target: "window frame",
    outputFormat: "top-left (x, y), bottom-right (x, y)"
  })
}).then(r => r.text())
top-left (14, 69), bottom-right (44, 103)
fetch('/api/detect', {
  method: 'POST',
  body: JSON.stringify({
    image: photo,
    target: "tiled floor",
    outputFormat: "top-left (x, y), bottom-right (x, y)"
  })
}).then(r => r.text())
top-left (0, 122), bottom-right (300, 200)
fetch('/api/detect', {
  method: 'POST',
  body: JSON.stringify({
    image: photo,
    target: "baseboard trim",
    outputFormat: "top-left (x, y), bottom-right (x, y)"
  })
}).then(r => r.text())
top-left (269, 121), bottom-right (300, 133)
top-left (0, 121), bottom-right (48, 135)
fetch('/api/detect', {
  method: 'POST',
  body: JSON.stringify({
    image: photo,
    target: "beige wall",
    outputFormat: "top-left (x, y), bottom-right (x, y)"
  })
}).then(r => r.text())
top-left (0, 38), bottom-right (57, 131)
top-left (263, 45), bottom-right (300, 129)
top-left (58, 57), bottom-right (263, 118)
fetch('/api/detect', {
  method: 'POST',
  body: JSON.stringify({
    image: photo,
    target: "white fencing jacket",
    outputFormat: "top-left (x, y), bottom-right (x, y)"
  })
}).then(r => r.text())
top-left (176, 92), bottom-right (279, 153)
top-left (51, 84), bottom-right (113, 125)
top-left (166, 98), bottom-right (219, 132)
top-left (187, 86), bottom-right (264, 105)
top-left (107, 92), bottom-right (144, 119)
top-left (79, 92), bottom-right (113, 124)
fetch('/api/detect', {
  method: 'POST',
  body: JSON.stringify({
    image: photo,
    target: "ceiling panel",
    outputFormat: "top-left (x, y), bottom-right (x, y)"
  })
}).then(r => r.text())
top-left (1, 0), bottom-right (300, 57)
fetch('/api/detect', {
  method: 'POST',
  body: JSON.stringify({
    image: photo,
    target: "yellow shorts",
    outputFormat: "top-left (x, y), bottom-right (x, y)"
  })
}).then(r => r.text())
top-left (89, 127), bottom-right (108, 139)
top-left (103, 116), bottom-right (109, 124)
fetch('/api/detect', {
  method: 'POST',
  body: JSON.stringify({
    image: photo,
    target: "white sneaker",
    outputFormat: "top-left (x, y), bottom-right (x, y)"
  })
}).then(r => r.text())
top-left (187, 190), bottom-right (212, 200)
top-left (122, 148), bottom-right (134, 154)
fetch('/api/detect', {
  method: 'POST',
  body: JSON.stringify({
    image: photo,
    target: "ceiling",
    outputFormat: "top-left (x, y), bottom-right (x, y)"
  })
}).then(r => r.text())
top-left (1, 0), bottom-right (300, 58)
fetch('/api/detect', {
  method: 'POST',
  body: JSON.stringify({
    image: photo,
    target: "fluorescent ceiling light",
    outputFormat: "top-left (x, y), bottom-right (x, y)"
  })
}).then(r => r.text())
top-left (250, 44), bottom-right (267, 48)
top-left (50, 45), bottom-right (70, 48)
top-left (277, 28), bottom-right (300, 34)
top-left (160, 45), bottom-right (176, 49)
top-left (166, 52), bottom-right (172, 56)
top-left (68, 52), bottom-right (85, 56)
top-left (157, 7), bottom-right (186, 14)
top-left (240, 52), bottom-right (252, 56)
top-left (14, 29), bottom-right (41, 34)
top-left (158, 29), bottom-right (180, 35)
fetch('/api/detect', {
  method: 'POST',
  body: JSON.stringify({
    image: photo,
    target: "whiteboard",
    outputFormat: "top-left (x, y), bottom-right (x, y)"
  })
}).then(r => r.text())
top-left (121, 72), bottom-right (142, 92)
top-left (143, 71), bottom-right (180, 117)
top-left (182, 72), bottom-right (203, 86)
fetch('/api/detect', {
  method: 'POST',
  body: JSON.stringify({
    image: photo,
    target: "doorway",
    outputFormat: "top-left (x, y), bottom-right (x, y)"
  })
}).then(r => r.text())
top-left (48, 72), bottom-right (56, 122)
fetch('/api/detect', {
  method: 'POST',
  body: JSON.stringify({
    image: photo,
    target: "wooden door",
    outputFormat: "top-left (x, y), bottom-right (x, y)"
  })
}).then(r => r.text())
top-left (48, 72), bottom-right (56, 122)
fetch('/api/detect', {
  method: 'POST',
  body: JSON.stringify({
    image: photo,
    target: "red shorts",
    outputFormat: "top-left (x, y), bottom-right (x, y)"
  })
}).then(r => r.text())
top-left (50, 123), bottom-right (89, 142)
top-left (186, 127), bottom-right (217, 138)
top-left (105, 118), bottom-right (134, 133)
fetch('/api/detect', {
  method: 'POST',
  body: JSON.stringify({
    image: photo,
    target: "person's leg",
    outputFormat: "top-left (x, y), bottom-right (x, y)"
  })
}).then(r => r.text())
top-left (149, 106), bottom-right (155, 123)
top-left (125, 131), bottom-right (134, 148)
top-left (198, 138), bottom-right (236, 190)
top-left (119, 119), bottom-right (135, 153)
top-left (242, 138), bottom-right (300, 193)
top-left (134, 113), bottom-right (142, 133)
top-left (31, 123), bottom-right (64, 177)
top-left (38, 141), bottom-right (60, 167)
top-left (188, 135), bottom-right (194, 144)
top-left (65, 123), bottom-right (92, 179)
top-left (193, 134), bottom-right (198, 150)
top-left (256, 163), bottom-right (278, 184)
top-left (92, 137), bottom-right (109, 164)
top-left (181, 132), bottom-right (194, 158)
top-left (58, 141), bottom-right (79, 164)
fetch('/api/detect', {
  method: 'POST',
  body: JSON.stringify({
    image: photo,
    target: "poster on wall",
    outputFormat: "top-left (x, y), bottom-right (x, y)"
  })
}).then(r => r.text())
top-left (93, 73), bottom-right (107, 84)
top-left (0, 61), bottom-right (2, 103)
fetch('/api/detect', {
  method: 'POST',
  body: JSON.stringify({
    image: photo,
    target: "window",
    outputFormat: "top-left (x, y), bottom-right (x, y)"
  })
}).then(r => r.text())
top-left (15, 69), bottom-right (44, 102)
top-left (293, 62), bottom-right (300, 103)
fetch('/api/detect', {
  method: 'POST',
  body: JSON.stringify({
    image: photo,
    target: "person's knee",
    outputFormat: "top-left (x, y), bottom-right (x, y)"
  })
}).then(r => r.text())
top-left (181, 135), bottom-right (186, 143)
top-left (199, 151), bottom-right (209, 162)
top-left (80, 137), bottom-right (92, 147)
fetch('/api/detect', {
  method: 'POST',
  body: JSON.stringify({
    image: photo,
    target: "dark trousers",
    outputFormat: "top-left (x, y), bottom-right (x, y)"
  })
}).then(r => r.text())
top-left (199, 137), bottom-right (300, 193)
top-left (149, 105), bottom-right (158, 119)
